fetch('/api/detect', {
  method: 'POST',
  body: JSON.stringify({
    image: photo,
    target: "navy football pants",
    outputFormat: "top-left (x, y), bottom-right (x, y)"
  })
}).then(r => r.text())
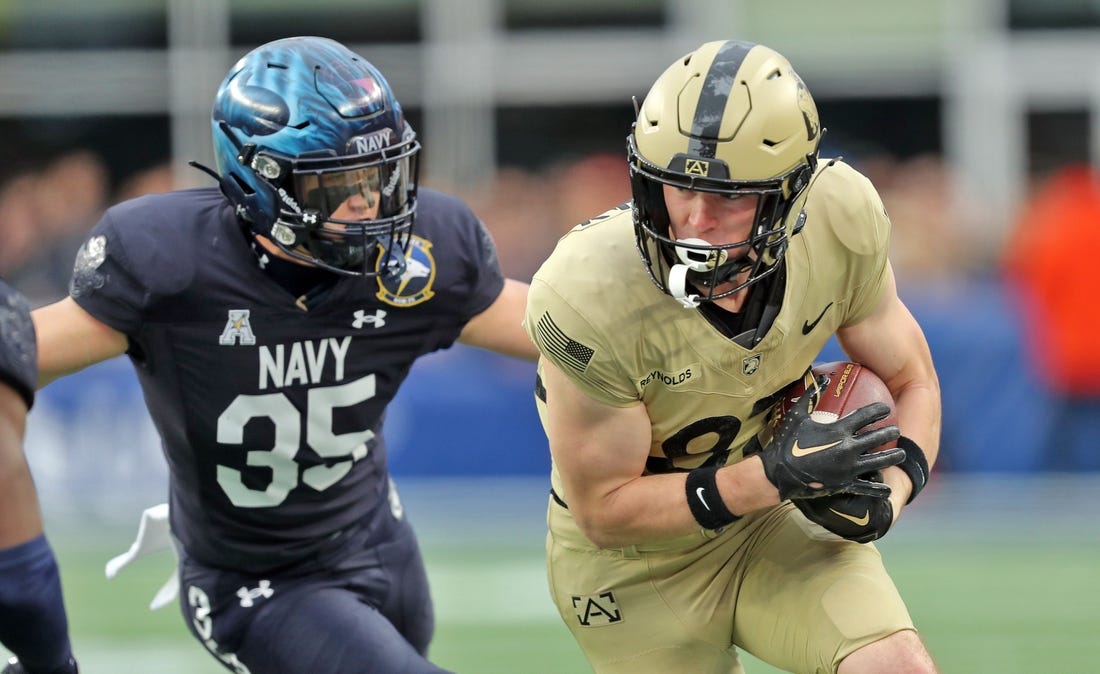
top-left (178, 501), bottom-right (449, 674)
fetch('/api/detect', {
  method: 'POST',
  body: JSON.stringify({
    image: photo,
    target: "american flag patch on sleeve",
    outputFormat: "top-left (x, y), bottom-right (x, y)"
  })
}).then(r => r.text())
top-left (535, 313), bottom-right (595, 373)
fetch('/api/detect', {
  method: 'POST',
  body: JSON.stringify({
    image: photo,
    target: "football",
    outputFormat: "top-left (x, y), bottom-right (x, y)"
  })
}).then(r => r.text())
top-left (776, 361), bottom-right (898, 450)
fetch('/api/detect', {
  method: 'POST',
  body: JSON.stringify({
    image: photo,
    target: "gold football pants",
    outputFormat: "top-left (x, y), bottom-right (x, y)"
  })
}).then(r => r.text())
top-left (546, 499), bottom-right (915, 674)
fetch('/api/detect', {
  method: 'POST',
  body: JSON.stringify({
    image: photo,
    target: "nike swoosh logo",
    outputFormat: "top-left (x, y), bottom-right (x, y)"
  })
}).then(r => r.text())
top-left (695, 487), bottom-right (711, 511)
top-left (829, 508), bottom-right (870, 526)
top-left (801, 302), bottom-right (834, 335)
top-left (791, 439), bottom-right (841, 457)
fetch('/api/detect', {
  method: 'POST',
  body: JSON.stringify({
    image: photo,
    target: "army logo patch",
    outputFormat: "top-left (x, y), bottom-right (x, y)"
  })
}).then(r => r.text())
top-left (376, 236), bottom-right (436, 307)
top-left (685, 159), bottom-right (711, 177)
top-left (572, 591), bottom-right (623, 627)
top-left (742, 354), bottom-right (762, 376)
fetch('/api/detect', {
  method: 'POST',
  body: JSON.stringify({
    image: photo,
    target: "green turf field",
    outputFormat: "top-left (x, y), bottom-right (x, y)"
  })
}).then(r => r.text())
top-left (5, 475), bottom-right (1098, 673)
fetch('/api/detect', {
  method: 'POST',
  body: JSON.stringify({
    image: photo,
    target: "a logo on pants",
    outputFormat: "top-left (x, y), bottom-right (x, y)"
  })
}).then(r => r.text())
top-left (571, 591), bottom-right (623, 627)
top-left (236, 580), bottom-right (274, 607)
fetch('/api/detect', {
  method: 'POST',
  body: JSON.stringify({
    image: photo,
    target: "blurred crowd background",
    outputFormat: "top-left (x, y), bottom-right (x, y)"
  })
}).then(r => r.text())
top-left (3, 0), bottom-right (1100, 517)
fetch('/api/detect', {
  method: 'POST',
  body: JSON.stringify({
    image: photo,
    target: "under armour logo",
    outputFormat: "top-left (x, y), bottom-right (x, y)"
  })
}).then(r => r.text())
top-left (302, 212), bottom-right (318, 225)
top-left (352, 309), bottom-right (387, 329)
top-left (236, 580), bottom-right (273, 608)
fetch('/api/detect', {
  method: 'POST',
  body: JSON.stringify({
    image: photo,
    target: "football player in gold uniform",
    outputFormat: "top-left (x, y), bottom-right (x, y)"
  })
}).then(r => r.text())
top-left (525, 40), bottom-right (941, 673)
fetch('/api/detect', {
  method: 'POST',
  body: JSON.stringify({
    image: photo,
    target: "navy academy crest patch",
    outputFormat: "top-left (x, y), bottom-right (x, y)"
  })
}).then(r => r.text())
top-left (376, 236), bottom-right (436, 307)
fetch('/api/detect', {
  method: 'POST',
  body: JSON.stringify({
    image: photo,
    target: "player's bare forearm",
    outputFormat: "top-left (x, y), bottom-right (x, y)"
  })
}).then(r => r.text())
top-left (545, 363), bottom-right (697, 547)
top-left (892, 375), bottom-right (941, 468)
top-left (716, 456), bottom-right (782, 514)
top-left (32, 298), bottom-right (128, 387)
top-left (545, 362), bottom-right (781, 548)
top-left (836, 278), bottom-right (941, 479)
top-left (563, 461), bottom-right (776, 549)
top-left (566, 473), bottom-right (705, 548)
top-left (458, 279), bottom-right (538, 361)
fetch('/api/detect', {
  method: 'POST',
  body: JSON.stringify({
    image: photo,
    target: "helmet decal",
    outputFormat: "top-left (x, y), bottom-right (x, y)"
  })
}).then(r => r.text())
top-left (796, 77), bottom-right (820, 142)
top-left (220, 82), bottom-right (290, 137)
top-left (686, 40), bottom-right (753, 160)
top-left (316, 60), bottom-right (387, 118)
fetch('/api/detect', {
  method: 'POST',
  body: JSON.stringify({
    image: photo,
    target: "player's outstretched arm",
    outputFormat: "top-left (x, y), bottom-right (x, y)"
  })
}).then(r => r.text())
top-left (31, 298), bottom-right (128, 388)
top-left (458, 279), bottom-right (539, 361)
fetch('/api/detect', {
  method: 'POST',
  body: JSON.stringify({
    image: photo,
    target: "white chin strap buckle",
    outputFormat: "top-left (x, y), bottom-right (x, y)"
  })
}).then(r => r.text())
top-left (668, 264), bottom-right (700, 308)
top-left (667, 238), bottom-right (726, 309)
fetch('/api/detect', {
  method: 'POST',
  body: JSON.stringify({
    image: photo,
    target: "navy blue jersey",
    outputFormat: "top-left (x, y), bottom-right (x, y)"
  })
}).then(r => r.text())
top-left (69, 187), bottom-right (504, 573)
top-left (0, 279), bottom-right (37, 409)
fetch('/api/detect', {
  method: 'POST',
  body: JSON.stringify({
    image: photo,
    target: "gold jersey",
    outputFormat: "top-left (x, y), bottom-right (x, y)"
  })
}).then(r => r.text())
top-left (525, 160), bottom-right (892, 502)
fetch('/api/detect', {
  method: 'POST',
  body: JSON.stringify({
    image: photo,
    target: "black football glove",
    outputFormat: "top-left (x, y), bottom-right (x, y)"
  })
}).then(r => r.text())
top-left (759, 391), bottom-right (904, 501)
top-left (794, 472), bottom-right (894, 543)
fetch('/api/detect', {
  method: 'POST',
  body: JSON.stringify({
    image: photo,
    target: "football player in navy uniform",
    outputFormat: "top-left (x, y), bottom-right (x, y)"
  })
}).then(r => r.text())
top-left (525, 41), bottom-right (941, 673)
top-left (31, 37), bottom-right (536, 674)
top-left (0, 279), bottom-right (78, 674)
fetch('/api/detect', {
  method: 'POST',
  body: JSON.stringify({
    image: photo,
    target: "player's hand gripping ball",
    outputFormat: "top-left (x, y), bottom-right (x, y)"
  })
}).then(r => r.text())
top-left (779, 362), bottom-right (901, 542)
top-left (795, 474), bottom-right (895, 542)
top-left (759, 361), bottom-right (903, 501)
top-left (774, 361), bottom-right (898, 444)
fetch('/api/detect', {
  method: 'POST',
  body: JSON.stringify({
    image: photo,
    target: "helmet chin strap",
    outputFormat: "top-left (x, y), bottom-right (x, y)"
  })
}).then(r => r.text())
top-left (377, 238), bottom-right (408, 280)
top-left (667, 238), bottom-right (752, 309)
top-left (667, 237), bottom-right (722, 308)
top-left (667, 265), bottom-right (701, 308)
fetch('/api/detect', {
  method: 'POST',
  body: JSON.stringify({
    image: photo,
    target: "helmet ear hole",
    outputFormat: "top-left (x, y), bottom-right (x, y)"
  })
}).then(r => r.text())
top-left (228, 172), bottom-right (249, 190)
top-left (219, 172), bottom-right (253, 210)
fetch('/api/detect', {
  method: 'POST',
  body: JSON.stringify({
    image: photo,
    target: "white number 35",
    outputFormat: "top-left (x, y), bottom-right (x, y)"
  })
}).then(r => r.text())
top-left (215, 374), bottom-right (376, 507)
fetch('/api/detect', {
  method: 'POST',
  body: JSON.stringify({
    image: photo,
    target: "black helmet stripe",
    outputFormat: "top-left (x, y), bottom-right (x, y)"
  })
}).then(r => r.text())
top-left (688, 40), bottom-right (754, 159)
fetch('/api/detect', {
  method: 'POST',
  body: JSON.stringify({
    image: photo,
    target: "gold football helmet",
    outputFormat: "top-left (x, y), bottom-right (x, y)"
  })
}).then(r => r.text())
top-left (628, 40), bottom-right (821, 307)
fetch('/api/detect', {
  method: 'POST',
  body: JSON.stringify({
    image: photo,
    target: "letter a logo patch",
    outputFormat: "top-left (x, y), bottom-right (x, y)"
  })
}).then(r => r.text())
top-left (571, 591), bottom-right (623, 627)
top-left (685, 159), bottom-right (710, 177)
top-left (219, 309), bottom-right (257, 346)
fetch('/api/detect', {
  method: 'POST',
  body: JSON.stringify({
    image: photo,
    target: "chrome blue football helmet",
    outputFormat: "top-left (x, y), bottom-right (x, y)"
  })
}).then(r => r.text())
top-left (212, 36), bottom-right (420, 277)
